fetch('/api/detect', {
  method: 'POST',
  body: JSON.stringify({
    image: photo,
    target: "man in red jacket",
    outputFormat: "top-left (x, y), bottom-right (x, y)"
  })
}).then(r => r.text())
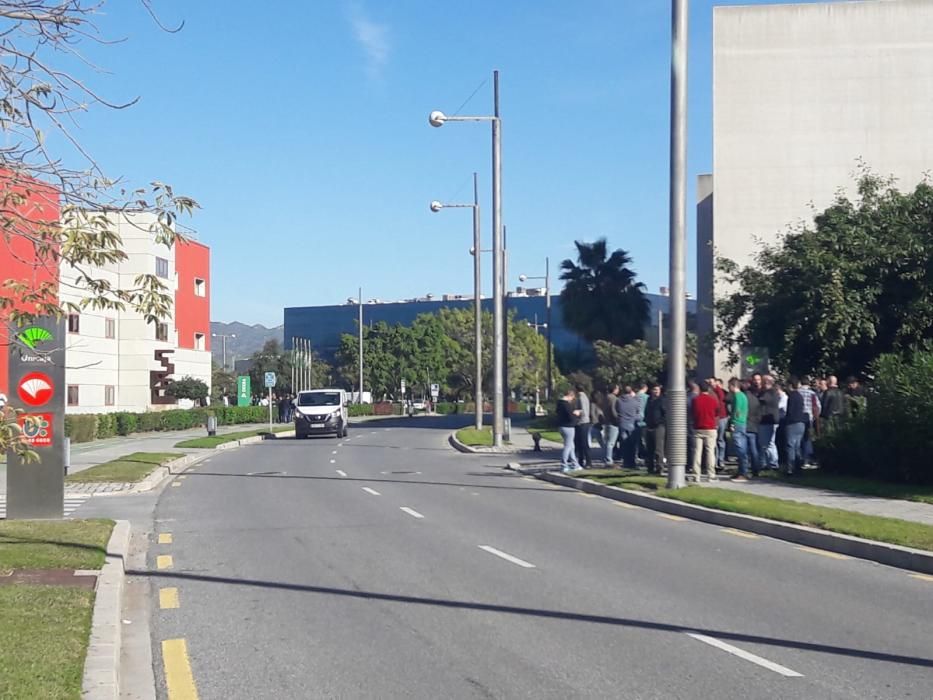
top-left (690, 381), bottom-right (719, 482)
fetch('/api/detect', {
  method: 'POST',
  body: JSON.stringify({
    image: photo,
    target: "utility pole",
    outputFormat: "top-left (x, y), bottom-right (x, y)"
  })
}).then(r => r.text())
top-left (666, 0), bottom-right (689, 490)
top-left (491, 70), bottom-right (504, 447)
top-left (358, 287), bottom-right (364, 404)
top-left (472, 173), bottom-right (483, 431)
top-left (545, 256), bottom-right (552, 401)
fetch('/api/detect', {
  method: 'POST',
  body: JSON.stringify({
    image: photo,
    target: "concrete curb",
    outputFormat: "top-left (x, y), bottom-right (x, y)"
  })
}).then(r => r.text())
top-left (449, 431), bottom-right (482, 454)
top-left (82, 519), bottom-right (131, 699)
top-left (509, 464), bottom-right (933, 576)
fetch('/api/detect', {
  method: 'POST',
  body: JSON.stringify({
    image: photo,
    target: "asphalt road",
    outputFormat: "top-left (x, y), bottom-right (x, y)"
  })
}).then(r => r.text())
top-left (143, 416), bottom-right (933, 699)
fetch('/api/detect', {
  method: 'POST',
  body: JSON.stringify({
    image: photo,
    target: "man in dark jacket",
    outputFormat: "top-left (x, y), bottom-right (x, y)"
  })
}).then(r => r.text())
top-left (821, 375), bottom-right (844, 431)
top-left (603, 385), bottom-right (621, 466)
top-left (644, 384), bottom-right (666, 474)
top-left (617, 385), bottom-right (641, 468)
top-left (743, 381), bottom-right (761, 476)
top-left (757, 375), bottom-right (780, 471)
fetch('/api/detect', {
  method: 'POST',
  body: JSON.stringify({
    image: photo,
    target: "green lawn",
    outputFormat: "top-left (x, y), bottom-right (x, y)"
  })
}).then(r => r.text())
top-left (760, 471), bottom-right (933, 505)
top-left (65, 452), bottom-right (183, 483)
top-left (175, 425), bottom-right (293, 448)
top-left (578, 469), bottom-right (668, 491)
top-left (456, 427), bottom-right (494, 447)
top-left (0, 519), bottom-right (114, 573)
top-left (0, 585), bottom-right (95, 700)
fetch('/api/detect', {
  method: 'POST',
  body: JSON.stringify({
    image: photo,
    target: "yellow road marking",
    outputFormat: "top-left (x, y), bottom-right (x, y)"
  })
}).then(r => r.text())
top-left (157, 555), bottom-right (173, 570)
top-left (909, 573), bottom-right (933, 583)
top-left (657, 513), bottom-right (686, 522)
top-left (720, 528), bottom-right (759, 539)
top-left (158, 533), bottom-right (173, 545)
top-left (162, 638), bottom-right (199, 699)
top-left (159, 587), bottom-right (180, 609)
top-left (795, 546), bottom-right (849, 560)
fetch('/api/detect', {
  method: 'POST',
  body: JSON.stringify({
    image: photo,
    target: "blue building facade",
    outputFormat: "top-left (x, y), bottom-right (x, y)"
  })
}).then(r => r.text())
top-left (283, 293), bottom-right (694, 362)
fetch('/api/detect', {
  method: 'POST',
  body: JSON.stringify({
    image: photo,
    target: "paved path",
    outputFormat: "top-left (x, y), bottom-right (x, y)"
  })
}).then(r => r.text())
top-left (100, 414), bottom-right (933, 699)
top-left (699, 478), bottom-right (933, 526)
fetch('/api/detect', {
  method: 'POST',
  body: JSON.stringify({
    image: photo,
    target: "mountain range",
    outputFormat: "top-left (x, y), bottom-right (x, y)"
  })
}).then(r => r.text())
top-left (209, 321), bottom-right (283, 368)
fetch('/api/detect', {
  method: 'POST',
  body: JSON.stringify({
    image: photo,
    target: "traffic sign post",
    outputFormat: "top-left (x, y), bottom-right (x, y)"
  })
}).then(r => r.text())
top-left (430, 383), bottom-right (439, 412)
top-left (264, 372), bottom-right (276, 432)
top-left (5, 316), bottom-right (66, 519)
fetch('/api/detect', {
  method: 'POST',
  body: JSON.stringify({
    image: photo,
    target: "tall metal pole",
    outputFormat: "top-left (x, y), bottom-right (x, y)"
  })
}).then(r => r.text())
top-left (358, 287), bottom-right (364, 404)
top-left (545, 256), bottom-right (552, 401)
top-left (291, 338), bottom-right (296, 393)
top-left (502, 224), bottom-right (509, 422)
top-left (666, 0), bottom-right (688, 490)
top-left (659, 309), bottom-right (664, 354)
top-left (491, 70), bottom-right (504, 447)
top-left (222, 335), bottom-right (227, 372)
top-left (472, 172), bottom-right (484, 431)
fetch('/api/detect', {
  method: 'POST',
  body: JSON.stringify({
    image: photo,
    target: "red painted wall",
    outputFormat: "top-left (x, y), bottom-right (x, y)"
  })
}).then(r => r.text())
top-left (174, 239), bottom-right (210, 351)
top-left (0, 172), bottom-right (60, 396)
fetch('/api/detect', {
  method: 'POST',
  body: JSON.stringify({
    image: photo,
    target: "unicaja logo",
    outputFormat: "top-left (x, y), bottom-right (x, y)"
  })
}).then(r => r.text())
top-left (17, 326), bottom-right (54, 350)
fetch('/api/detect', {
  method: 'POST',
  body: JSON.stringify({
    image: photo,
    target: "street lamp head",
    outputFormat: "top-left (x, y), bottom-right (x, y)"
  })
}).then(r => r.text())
top-left (518, 274), bottom-right (528, 283)
top-left (428, 110), bottom-right (447, 128)
top-left (430, 200), bottom-right (443, 213)
top-left (469, 246), bottom-right (475, 256)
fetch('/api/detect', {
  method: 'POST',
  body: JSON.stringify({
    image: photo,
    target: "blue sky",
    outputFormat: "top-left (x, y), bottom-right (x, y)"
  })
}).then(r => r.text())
top-left (69, 1), bottom-right (830, 326)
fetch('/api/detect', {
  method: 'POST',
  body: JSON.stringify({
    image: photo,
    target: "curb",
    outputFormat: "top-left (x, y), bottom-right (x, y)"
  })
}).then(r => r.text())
top-left (449, 431), bottom-right (482, 454)
top-left (509, 464), bottom-right (933, 576)
top-left (82, 519), bottom-right (131, 699)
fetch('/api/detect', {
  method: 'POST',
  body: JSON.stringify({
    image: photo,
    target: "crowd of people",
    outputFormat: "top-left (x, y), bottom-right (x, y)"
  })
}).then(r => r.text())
top-left (554, 373), bottom-right (866, 478)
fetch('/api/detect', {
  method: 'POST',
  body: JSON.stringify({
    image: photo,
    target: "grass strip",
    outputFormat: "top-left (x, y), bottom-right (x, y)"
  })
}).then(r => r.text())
top-left (759, 471), bottom-right (933, 505)
top-left (175, 425), bottom-right (293, 449)
top-left (456, 427), bottom-right (493, 447)
top-left (0, 519), bottom-right (114, 573)
top-left (65, 451), bottom-right (183, 483)
top-left (0, 585), bottom-right (95, 700)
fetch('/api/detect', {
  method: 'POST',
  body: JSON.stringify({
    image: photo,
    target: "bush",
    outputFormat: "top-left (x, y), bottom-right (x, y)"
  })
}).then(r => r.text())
top-left (115, 412), bottom-right (138, 436)
top-left (96, 413), bottom-right (116, 439)
top-left (817, 346), bottom-right (933, 484)
top-left (348, 404), bottom-right (374, 417)
top-left (64, 414), bottom-right (97, 443)
top-left (434, 402), bottom-right (458, 415)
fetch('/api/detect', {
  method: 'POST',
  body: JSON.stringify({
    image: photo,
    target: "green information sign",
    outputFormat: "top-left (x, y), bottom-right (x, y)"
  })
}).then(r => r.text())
top-left (237, 375), bottom-right (251, 407)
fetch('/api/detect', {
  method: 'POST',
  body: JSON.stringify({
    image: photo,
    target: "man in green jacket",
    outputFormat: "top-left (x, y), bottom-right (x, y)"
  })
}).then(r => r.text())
top-left (728, 378), bottom-right (750, 481)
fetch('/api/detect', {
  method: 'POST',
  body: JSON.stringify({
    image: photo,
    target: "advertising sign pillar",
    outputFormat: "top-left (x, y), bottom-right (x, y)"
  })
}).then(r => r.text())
top-left (5, 315), bottom-right (66, 519)
top-left (236, 375), bottom-right (251, 407)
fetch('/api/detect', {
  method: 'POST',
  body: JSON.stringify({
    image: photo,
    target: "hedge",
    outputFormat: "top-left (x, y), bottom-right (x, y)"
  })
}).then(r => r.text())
top-left (64, 405), bottom-right (272, 444)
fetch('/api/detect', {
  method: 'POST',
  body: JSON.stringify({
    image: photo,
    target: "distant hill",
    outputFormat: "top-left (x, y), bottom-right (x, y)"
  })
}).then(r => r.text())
top-left (209, 321), bottom-right (284, 367)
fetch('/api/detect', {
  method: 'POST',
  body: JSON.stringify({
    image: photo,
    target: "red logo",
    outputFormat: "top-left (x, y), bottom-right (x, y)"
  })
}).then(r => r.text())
top-left (19, 413), bottom-right (52, 447)
top-left (17, 371), bottom-right (54, 407)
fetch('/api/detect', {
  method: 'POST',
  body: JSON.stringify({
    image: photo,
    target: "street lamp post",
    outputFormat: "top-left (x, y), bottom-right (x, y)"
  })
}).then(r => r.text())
top-left (211, 333), bottom-right (236, 371)
top-left (358, 288), bottom-right (364, 405)
top-left (429, 70), bottom-right (504, 447)
top-left (430, 173), bottom-right (483, 431)
top-left (666, 0), bottom-right (689, 490)
top-left (519, 256), bottom-right (552, 400)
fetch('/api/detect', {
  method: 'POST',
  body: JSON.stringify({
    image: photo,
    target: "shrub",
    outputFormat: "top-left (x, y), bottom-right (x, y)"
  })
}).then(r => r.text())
top-left (348, 404), bottom-right (375, 417)
top-left (96, 413), bottom-right (117, 439)
top-left (434, 402), bottom-right (458, 415)
top-left (64, 414), bottom-right (97, 443)
top-left (816, 346), bottom-right (933, 484)
top-left (115, 412), bottom-right (138, 436)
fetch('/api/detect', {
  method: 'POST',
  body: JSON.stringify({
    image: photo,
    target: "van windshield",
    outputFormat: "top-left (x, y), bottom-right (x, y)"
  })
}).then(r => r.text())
top-left (298, 392), bottom-right (341, 407)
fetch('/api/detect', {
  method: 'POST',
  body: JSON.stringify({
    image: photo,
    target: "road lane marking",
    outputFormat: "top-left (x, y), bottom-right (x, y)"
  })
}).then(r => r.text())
top-left (179, 475), bottom-right (187, 480)
top-left (162, 638), bottom-right (199, 699)
top-left (338, 442), bottom-right (344, 447)
top-left (336, 470), bottom-right (347, 477)
top-left (400, 507), bottom-right (425, 519)
top-left (657, 513), bottom-right (686, 522)
top-left (159, 587), bottom-right (180, 609)
top-left (578, 492), bottom-right (597, 498)
top-left (171, 482), bottom-right (181, 488)
top-left (332, 450), bottom-right (338, 455)
top-left (686, 633), bottom-right (803, 677)
top-left (478, 545), bottom-right (536, 569)
top-left (908, 573), bottom-right (933, 583)
top-left (158, 533), bottom-right (173, 545)
top-left (614, 502), bottom-right (638, 509)
top-left (795, 546), bottom-right (849, 560)
top-left (157, 555), bottom-right (173, 570)
top-left (720, 528), bottom-right (759, 539)
top-left (329, 459), bottom-right (336, 464)
top-left (362, 487), bottom-right (381, 496)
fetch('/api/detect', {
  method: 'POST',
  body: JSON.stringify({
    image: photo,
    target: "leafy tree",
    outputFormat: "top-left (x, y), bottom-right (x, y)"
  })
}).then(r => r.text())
top-left (165, 376), bottom-right (209, 402)
top-left (715, 171), bottom-right (933, 377)
top-left (211, 364), bottom-right (236, 402)
top-left (0, 2), bottom-right (196, 456)
top-left (592, 340), bottom-right (665, 389)
top-left (559, 238), bottom-right (650, 346)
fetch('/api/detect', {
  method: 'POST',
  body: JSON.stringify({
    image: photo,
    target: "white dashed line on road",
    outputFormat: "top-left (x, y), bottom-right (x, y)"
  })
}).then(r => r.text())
top-left (362, 487), bottom-right (381, 496)
top-left (400, 507), bottom-right (425, 519)
top-left (685, 633), bottom-right (803, 677)
top-left (478, 545), bottom-right (536, 569)
top-left (332, 450), bottom-right (338, 455)
top-left (330, 459), bottom-right (336, 464)
top-left (337, 470), bottom-right (347, 477)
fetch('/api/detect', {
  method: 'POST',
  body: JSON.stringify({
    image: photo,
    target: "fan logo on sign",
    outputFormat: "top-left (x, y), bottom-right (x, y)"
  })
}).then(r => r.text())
top-left (16, 326), bottom-right (55, 364)
top-left (17, 371), bottom-right (54, 407)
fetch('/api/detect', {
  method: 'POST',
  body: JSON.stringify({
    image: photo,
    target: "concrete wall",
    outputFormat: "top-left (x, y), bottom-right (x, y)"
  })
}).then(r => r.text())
top-left (706, 0), bottom-right (933, 374)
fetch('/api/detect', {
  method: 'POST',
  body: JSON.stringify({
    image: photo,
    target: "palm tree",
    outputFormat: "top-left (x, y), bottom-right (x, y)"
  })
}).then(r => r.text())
top-left (559, 238), bottom-right (650, 346)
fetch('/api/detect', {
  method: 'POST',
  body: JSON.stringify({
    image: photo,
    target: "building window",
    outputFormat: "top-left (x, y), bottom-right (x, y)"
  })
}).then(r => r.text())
top-left (194, 278), bottom-right (206, 297)
top-left (156, 323), bottom-right (168, 342)
top-left (67, 313), bottom-right (80, 334)
top-left (194, 332), bottom-right (205, 351)
top-left (67, 385), bottom-right (79, 406)
top-left (105, 385), bottom-right (115, 406)
top-left (105, 318), bottom-right (116, 339)
top-left (155, 257), bottom-right (169, 279)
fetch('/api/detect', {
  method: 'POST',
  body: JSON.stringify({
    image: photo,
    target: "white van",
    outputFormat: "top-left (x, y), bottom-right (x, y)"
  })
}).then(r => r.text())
top-left (294, 389), bottom-right (349, 439)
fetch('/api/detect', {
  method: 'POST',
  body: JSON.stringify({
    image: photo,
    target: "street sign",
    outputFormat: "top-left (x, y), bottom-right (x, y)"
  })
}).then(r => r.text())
top-left (236, 375), bottom-right (251, 407)
top-left (740, 346), bottom-right (770, 379)
top-left (430, 383), bottom-right (439, 399)
top-left (400, 379), bottom-right (406, 393)
top-left (264, 371), bottom-right (276, 388)
top-left (6, 315), bottom-right (66, 519)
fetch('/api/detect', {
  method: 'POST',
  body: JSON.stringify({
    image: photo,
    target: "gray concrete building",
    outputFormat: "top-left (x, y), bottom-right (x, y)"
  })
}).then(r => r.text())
top-left (698, 0), bottom-right (933, 376)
